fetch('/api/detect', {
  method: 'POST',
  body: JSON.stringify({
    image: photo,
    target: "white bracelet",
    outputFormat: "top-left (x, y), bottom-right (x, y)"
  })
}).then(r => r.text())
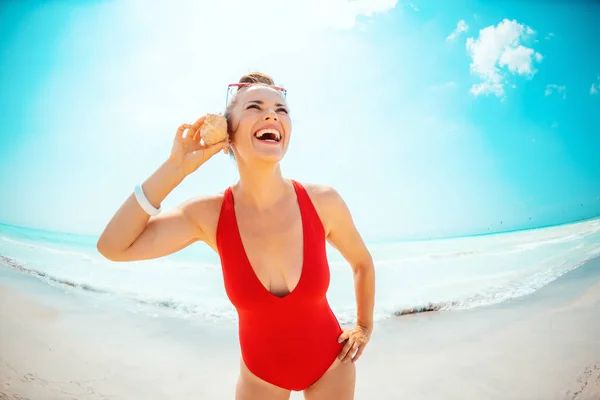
top-left (134, 184), bottom-right (161, 216)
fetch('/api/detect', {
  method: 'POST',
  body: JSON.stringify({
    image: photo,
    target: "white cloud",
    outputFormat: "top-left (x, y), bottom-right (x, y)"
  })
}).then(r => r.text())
top-left (409, 2), bottom-right (419, 11)
top-left (545, 84), bottom-right (566, 99)
top-left (470, 82), bottom-right (504, 97)
top-left (545, 32), bottom-right (554, 40)
top-left (500, 45), bottom-right (538, 74)
top-left (440, 81), bottom-right (457, 89)
top-left (590, 76), bottom-right (600, 95)
top-left (466, 19), bottom-right (542, 98)
top-left (446, 20), bottom-right (468, 41)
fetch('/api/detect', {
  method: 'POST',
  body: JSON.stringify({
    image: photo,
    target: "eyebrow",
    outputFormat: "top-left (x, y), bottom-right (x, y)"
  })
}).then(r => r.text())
top-left (244, 100), bottom-right (287, 107)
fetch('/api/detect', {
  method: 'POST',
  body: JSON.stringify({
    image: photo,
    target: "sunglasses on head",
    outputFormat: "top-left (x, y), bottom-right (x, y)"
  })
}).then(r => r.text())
top-left (225, 83), bottom-right (287, 107)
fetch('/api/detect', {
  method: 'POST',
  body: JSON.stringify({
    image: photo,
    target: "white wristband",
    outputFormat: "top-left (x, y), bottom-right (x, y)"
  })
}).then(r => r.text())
top-left (134, 184), bottom-right (161, 216)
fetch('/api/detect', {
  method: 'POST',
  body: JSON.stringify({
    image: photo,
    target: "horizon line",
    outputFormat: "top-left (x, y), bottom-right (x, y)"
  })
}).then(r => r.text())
top-left (1, 214), bottom-right (599, 245)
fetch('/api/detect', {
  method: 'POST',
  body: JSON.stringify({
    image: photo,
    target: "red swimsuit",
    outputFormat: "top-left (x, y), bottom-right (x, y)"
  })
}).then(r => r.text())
top-left (216, 180), bottom-right (344, 391)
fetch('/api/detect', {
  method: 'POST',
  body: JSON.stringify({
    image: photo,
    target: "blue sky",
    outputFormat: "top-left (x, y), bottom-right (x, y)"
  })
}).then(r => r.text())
top-left (1, 0), bottom-right (599, 242)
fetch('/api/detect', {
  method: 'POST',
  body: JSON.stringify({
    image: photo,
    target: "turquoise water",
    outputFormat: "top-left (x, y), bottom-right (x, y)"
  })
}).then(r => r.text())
top-left (1, 219), bottom-right (600, 324)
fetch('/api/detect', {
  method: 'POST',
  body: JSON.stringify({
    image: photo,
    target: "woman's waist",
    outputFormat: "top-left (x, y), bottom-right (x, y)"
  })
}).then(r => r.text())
top-left (238, 315), bottom-right (343, 365)
top-left (237, 301), bottom-right (342, 342)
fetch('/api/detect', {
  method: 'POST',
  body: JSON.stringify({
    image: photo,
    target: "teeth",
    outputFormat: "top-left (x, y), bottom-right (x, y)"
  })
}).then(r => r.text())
top-left (255, 128), bottom-right (281, 141)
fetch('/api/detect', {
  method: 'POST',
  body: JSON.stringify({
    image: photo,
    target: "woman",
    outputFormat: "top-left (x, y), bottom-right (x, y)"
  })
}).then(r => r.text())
top-left (97, 72), bottom-right (375, 399)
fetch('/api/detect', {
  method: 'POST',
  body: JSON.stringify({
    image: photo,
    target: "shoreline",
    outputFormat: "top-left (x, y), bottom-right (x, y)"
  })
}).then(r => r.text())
top-left (2, 214), bottom-right (599, 246)
top-left (1, 257), bottom-right (600, 399)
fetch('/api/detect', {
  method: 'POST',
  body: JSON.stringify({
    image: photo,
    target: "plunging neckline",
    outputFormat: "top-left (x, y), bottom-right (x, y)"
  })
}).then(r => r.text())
top-left (228, 180), bottom-right (307, 300)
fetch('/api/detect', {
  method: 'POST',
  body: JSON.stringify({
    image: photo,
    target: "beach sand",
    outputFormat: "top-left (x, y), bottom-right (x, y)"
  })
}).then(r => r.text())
top-left (1, 258), bottom-right (600, 399)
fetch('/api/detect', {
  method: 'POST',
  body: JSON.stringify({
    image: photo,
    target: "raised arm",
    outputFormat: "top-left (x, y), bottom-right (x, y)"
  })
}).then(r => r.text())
top-left (96, 117), bottom-right (229, 262)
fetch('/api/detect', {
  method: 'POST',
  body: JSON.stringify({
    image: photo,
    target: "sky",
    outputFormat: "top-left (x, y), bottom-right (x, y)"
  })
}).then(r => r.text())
top-left (0, 0), bottom-right (599, 242)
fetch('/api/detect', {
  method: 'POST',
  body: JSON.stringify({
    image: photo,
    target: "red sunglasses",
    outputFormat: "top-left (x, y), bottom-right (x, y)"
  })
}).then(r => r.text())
top-left (226, 83), bottom-right (287, 107)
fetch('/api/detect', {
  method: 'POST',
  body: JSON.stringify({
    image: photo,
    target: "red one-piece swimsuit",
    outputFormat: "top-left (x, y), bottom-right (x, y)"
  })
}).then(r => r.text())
top-left (216, 179), bottom-right (344, 391)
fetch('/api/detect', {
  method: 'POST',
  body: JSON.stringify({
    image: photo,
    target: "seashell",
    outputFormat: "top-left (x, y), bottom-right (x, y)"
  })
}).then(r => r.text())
top-left (200, 113), bottom-right (229, 146)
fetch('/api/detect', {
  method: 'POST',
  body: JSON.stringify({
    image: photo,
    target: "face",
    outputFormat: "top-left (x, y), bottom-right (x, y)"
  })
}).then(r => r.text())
top-left (228, 86), bottom-right (291, 165)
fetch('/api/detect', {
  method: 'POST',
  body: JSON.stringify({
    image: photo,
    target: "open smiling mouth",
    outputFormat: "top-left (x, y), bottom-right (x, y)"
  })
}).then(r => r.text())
top-left (254, 128), bottom-right (281, 143)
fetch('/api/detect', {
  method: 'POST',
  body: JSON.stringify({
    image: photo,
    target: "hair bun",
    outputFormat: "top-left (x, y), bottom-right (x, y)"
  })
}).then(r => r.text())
top-left (239, 72), bottom-right (274, 86)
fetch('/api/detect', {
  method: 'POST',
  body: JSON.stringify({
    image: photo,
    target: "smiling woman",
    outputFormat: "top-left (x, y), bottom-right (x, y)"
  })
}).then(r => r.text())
top-left (96, 72), bottom-right (376, 400)
top-left (224, 73), bottom-right (288, 160)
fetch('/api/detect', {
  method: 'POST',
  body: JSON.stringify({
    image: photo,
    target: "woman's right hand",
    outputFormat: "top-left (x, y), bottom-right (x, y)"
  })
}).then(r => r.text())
top-left (169, 116), bottom-right (230, 178)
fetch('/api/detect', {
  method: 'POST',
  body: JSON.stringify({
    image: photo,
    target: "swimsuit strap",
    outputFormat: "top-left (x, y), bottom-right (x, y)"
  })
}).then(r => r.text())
top-left (215, 186), bottom-right (234, 253)
top-left (291, 180), bottom-right (325, 239)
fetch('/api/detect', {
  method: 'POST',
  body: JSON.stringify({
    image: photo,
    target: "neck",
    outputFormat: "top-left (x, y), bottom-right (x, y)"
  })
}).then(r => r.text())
top-left (235, 161), bottom-right (288, 210)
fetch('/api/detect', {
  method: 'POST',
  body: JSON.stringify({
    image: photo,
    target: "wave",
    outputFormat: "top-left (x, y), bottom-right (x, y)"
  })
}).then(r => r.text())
top-left (394, 302), bottom-right (456, 316)
top-left (0, 236), bottom-right (100, 263)
top-left (0, 255), bottom-right (110, 294)
top-left (391, 257), bottom-right (595, 317)
top-left (3, 251), bottom-right (599, 325)
top-left (513, 234), bottom-right (585, 252)
top-left (0, 255), bottom-right (235, 321)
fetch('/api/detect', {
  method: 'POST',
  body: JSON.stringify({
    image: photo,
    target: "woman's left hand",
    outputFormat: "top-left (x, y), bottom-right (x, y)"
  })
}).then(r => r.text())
top-left (337, 325), bottom-right (372, 363)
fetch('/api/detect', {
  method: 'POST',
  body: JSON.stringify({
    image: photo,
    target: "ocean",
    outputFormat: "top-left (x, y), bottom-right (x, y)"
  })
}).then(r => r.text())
top-left (1, 218), bottom-right (600, 325)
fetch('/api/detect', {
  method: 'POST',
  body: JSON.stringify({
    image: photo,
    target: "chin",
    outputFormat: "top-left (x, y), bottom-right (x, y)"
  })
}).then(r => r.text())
top-left (234, 148), bottom-right (286, 166)
top-left (254, 150), bottom-right (286, 164)
top-left (249, 139), bottom-right (288, 164)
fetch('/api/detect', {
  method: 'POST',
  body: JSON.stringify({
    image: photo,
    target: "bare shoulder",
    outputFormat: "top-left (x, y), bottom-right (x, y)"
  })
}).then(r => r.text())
top-left (298, 181), bottom-right (349, 235)
top-left (302, 182), bottom-right (344, 206)
top-left (179, 192), bottom-right (226, 249)
top-left (298, 181), bottom-right (370, 266)
top-left (180, 192), bottom-right (225, 214)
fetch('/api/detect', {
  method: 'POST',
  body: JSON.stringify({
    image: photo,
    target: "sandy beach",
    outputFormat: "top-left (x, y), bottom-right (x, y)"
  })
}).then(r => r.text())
top-left (1, 257), bottom-right (600, 400)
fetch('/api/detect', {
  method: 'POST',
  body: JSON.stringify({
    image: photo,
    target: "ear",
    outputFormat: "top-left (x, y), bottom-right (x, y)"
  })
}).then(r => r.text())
top-left (226, 115), bottom-right (238, 137)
